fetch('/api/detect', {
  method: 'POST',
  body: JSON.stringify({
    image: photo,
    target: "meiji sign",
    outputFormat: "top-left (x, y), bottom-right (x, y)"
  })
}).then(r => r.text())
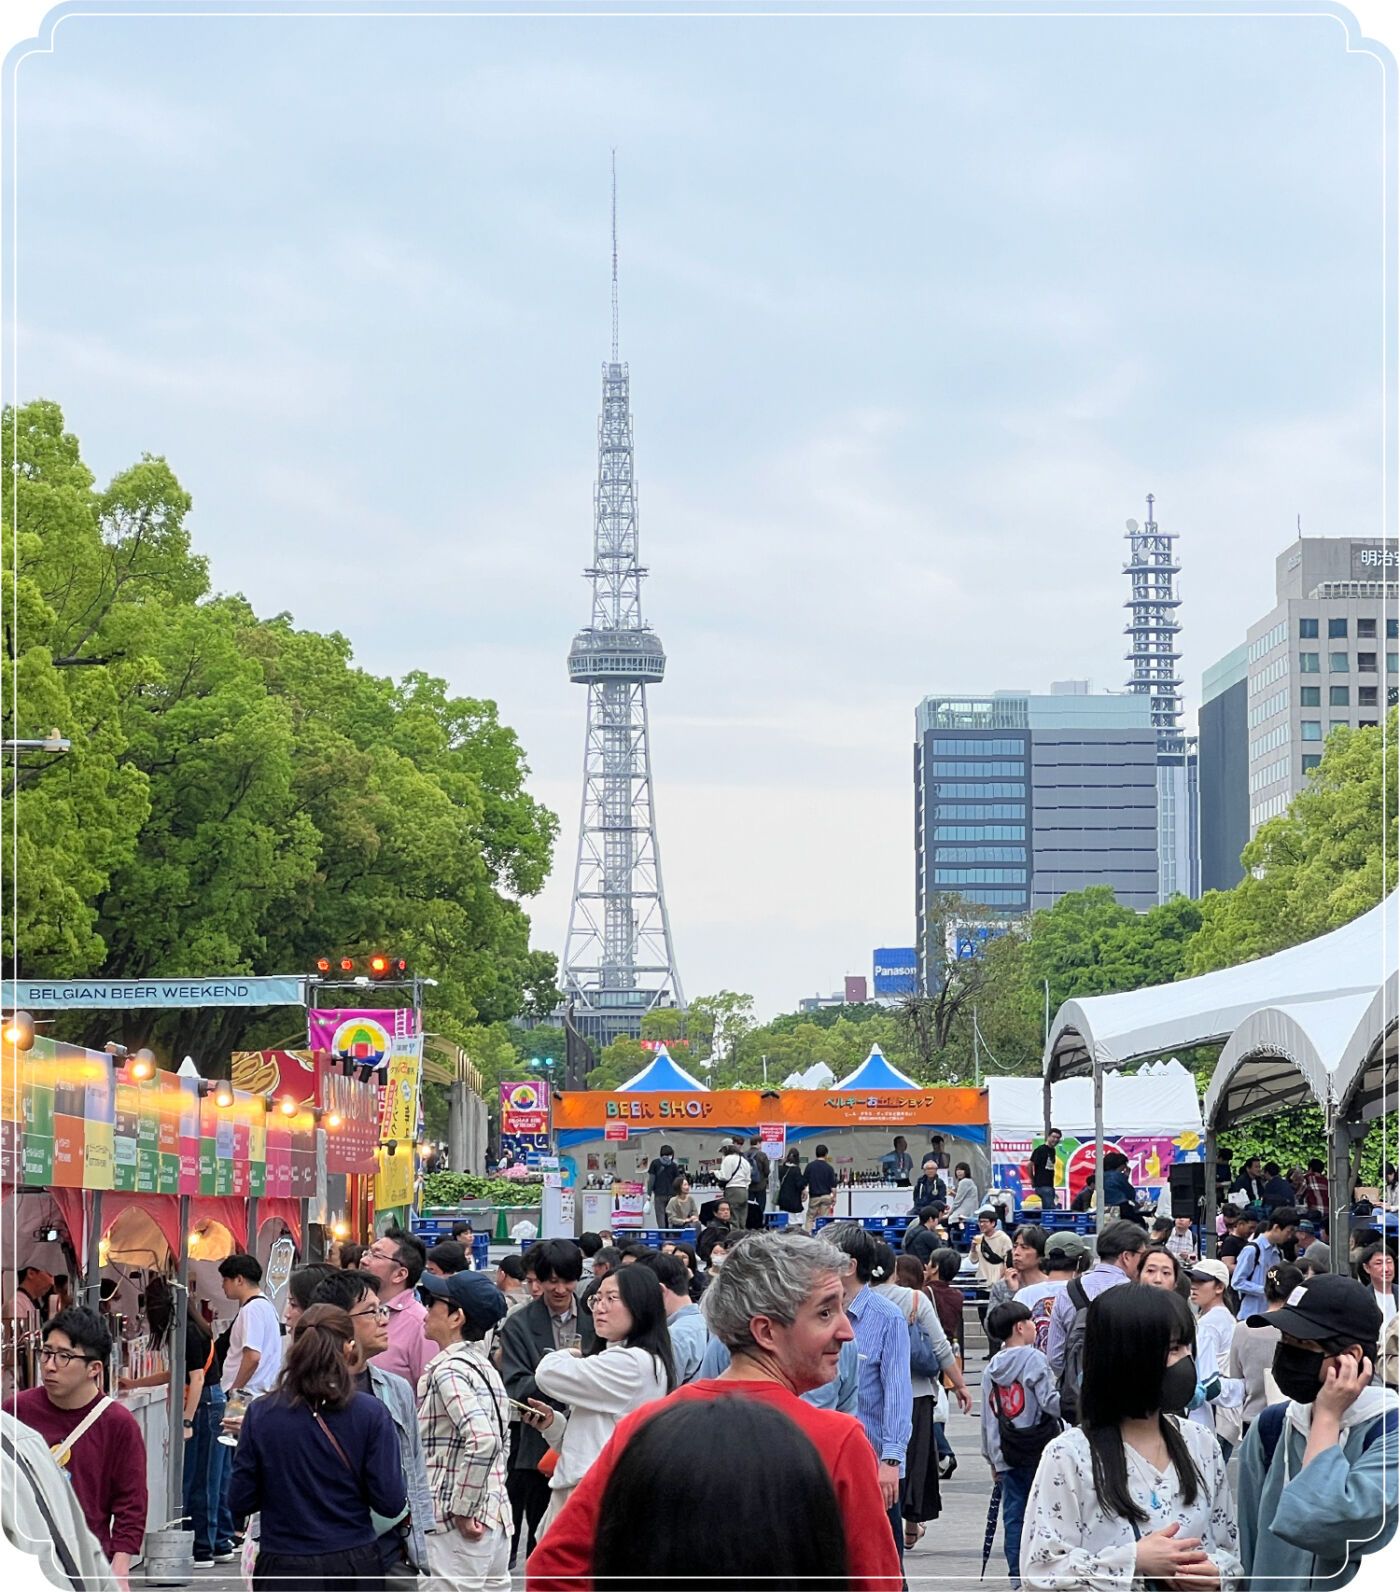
top-left (1351, 542), bottom-right (1399, 577)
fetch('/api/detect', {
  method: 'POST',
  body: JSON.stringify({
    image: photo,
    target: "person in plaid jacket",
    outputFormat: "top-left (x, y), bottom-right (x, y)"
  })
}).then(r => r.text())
top-left (417, 1271), bottom-right (514, 1591)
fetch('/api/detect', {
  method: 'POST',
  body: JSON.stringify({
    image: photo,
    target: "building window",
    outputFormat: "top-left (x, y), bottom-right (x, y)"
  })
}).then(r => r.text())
top-left (1390, 653), bottom-right (1399, 673)
top-left (1300, 686), bottom-right (1321, 707)
top-left (1358, 652), bottom-right (1377, 673)
top-left (1359, 686), bottom-right (1378, 707)
top-left (1301, 721), bottom-right (1322, 741)
top-left (1328, 617), bottom-right (1349, 639)
top-left (1330, 685), bottom-right (1350, 706)
top-left (1331, 720), bottom-right (1350, 733)
top-left (1299, 652), bottom-right (1320, 673)
top-left (930, 761), bottom-right (1024, 779)
top-left (1358, 618), bottom-right (1377, 639)
top-left (1298, 617), bottom-right (1319, 639)
top-left (1329, 652), bottom-right (1350, 672)
top-left (932, 782), bottom-right (1025, 799)
top-left (1389, 618), bottom-right (1398, 639)
top-left (1302, 754), bottom-right (1322, 774)
top-left (1360, 720), bottom-right (1378, 729)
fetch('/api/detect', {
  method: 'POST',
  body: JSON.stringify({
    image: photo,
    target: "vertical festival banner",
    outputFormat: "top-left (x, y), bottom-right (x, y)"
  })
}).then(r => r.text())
top-left (499, 1080), bottom-right (551, 1166)
top-left (375, 1031), bottom-right (422, 1210)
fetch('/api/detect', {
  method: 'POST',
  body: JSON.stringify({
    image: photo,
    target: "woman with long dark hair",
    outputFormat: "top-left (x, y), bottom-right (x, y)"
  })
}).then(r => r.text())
top-left (1021, 1285), bottom-right (1240, 1589)
top-left (528, 1261), bottom-right (675, 1532)
top-left (776, 1147), bottom-right (806, 1217)
top-left (120, 1277), bottom-right (221, 1566)
top-left (591, 1397), bottom-right (848, 1592)
top-left (228, 1304), bottom-right (406, 1591)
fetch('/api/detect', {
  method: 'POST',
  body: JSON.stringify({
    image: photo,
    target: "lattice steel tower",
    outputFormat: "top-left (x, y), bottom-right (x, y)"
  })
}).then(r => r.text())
top-left (1123, 494), bottom-right (1199, 902)
top-left (561, 167), bottom-right (684, 1047)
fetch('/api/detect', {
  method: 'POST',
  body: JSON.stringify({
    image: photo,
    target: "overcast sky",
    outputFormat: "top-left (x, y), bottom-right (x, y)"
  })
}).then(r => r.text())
top-left (5, 3), bottom-right (1393, 1017)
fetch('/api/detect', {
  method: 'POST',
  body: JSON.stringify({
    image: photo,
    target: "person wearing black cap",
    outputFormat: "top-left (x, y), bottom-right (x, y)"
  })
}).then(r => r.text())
top-left (1237, 1273), bottom-right (1399, 1588)
top-left (417, 1269), bottom-right (514, 1589)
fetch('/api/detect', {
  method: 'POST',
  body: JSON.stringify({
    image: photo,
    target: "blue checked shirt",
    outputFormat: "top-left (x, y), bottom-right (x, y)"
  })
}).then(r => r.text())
top-left (847, 1284), bottom-right (913, 1476)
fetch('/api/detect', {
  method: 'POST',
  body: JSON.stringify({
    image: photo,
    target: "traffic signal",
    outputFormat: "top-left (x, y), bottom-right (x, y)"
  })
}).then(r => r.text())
top-left (368, 953), bottom-right (408, 981)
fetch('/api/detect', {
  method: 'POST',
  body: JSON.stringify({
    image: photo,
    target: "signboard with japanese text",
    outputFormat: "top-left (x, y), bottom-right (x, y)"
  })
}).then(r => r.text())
top-left (554, 1086), bottom-right (987, 1132)
top-left (500, 1080), bottom-right (550, 1136)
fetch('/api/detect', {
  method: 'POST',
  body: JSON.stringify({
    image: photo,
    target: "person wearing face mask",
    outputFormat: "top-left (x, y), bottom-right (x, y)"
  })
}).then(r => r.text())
top-left (1237, 1274), bottom-right (1399, 1589)
top-left (645, 1144), bottom-right (682, 1233)
top-left (1021, 1285), bottom-right (1240, 1591)
top-left (1185, 1261), bottom-right (1245, 1459)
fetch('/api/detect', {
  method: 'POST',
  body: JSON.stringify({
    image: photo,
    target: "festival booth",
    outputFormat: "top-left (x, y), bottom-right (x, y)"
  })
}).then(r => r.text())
top-left (1045, 893), bottom-right (1396, 1260)
top-left (551, 1044), bottom-right (989, 1232)
top-left (1, 1032), bottom-right (377, 1550)
top-left (988, 1059), bottom-right (1205, 1207)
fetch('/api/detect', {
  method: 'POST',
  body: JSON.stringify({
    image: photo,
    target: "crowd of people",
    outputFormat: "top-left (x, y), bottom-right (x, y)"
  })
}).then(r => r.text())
top-left (2, 1144), bottom-right (1397, 1592)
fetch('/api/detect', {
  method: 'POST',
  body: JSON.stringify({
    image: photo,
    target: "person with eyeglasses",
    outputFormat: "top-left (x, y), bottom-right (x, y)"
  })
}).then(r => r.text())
top-left (362, 1234), bottom-right (432, 1389)
top-left (312, 1270), bottom-right (434, 1580)
top-left (4, 1307), bottom-right (147, 1591)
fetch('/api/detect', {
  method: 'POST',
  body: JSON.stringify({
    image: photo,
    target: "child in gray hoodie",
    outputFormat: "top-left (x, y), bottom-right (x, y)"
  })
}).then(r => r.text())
top-left (981, 1300), bottom-right (1062, 1586)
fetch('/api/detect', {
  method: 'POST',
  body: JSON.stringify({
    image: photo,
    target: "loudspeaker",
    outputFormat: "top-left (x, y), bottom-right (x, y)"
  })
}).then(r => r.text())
top-left (1169, 1162), bottom-right (1206, 1218)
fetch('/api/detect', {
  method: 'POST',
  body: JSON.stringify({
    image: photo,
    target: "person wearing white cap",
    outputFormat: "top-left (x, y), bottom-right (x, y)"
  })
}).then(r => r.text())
top-left (1186, 1260), bottom-right (1245, 1458)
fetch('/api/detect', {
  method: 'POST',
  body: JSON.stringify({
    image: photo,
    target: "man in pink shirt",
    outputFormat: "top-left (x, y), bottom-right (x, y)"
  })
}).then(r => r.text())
top-left (363, 1232), bottom-right (432, 1388)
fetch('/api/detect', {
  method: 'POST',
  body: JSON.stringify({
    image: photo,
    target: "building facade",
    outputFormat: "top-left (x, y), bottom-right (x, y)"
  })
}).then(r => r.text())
top-left (914, 685), bottom-right (1159, 990)
top-left (1227, 537), bottom-right (1397, 838)
top-left (1197, 643), bottom-right (1250, 892)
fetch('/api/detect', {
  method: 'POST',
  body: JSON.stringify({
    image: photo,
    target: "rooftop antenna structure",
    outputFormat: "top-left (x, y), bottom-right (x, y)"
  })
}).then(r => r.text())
top-left (561, 159), bottom-right (684, 1051)
top-left (1123, 493), bottom-right (1198, 901)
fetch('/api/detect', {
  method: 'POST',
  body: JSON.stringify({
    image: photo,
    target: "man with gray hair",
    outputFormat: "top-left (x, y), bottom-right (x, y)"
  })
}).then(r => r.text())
top-left (526, 1230), bottom-right (902, 1589)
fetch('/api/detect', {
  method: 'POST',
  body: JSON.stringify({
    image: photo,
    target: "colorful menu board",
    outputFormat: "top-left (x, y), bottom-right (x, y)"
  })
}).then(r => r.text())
top-left (2, 1035), bottom-right (312, 1195)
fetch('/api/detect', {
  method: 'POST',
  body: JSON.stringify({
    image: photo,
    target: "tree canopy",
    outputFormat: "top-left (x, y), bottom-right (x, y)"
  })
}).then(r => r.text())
top-left (4, 400), bottom-right (560, 1062)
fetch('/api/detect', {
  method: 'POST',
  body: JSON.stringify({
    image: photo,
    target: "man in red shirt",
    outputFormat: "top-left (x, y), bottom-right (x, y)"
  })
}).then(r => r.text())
top-left (5, 1307), bottom-right (147, 1588)
top-left (526, 1230), bottom-right (902, 1591)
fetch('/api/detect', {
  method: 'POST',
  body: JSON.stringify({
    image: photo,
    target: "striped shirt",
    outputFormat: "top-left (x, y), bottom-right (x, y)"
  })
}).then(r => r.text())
top-left (846, 1285), bottom-right (913, 1476)
top-left (416, 1341), bottom-right (512, 1533)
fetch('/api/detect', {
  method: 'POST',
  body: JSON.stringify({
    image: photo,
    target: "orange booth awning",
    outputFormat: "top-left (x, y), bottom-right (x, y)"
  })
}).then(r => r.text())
top-left (553, 1086), bottom-right (988, 1132)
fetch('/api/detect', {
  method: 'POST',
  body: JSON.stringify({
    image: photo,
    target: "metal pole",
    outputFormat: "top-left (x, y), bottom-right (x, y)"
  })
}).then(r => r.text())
top-left (1327, 1110), bottom-right (1352, 1276)
top-left (1203, 1131), bottom-right (1218, 1259)
top-left (1093, 1062), bottom-right (1106, 1236)
top-left (84, 1191), bottom-right (104, 1309)
top-left (246, 1197), bottom-right (259, 1260)
top-left (169, 1195), bottom-right (190, 1531)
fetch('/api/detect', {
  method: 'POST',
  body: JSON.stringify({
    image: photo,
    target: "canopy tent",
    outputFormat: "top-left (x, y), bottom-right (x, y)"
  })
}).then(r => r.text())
top-left (618, 1045), bottom-right (708, 1092)
top-left (1202, 969), bottom-right (1396, 1269)
top-left (1043, 895), bottom-right (1395, 1247)
top-left (834, 1044), bottom-right (919, 1092)
top-left (1045, 895), bottom-right (1393, 1082)
top-left (992, 1059), bottom-right (1203, 1137)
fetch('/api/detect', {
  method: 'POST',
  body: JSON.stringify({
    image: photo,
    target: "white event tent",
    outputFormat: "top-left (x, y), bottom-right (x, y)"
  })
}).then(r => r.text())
top-left (1042, 895), bottom-right (1396, 1264)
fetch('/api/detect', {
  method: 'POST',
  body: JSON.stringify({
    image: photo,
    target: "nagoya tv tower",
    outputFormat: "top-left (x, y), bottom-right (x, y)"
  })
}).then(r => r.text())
top-left (561, 159), bottom-right (684, 1050)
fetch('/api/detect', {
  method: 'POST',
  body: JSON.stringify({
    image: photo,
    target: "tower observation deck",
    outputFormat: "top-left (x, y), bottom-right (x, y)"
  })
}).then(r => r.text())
top-left (560, 179), bottom-right (683, 1051)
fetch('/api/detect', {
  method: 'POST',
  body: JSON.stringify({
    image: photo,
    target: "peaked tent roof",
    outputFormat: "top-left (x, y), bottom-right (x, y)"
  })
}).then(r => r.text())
top-left (618, 1044), bottom-right (709, 1092)
top-left (1045, 894), bottom-right (1396, 1084)
top-left (834, 1044), bottom-right (919, 1091)
top-left (991, 1058), bottom-right (1203, 1137)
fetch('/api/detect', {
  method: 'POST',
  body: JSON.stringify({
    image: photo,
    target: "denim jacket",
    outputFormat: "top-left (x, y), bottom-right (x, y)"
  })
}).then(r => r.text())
top-left (367, 1363), bottom-right (433, 1570)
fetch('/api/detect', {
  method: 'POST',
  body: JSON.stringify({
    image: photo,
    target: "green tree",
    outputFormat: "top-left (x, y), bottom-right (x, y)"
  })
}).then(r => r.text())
top-left (7, 399), bottom-right (560, 1063)
top-left (1187, 716), bottom-right (1398, 974)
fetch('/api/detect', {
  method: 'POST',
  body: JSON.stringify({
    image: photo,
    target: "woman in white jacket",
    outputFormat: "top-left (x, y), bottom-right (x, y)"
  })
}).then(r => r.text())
top-left (528, 1262), bottom-right (676, 1532)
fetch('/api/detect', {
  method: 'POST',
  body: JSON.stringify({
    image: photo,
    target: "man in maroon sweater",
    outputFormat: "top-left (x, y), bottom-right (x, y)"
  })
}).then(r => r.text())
top-left (5, 1306), bottom-right (147, 1587)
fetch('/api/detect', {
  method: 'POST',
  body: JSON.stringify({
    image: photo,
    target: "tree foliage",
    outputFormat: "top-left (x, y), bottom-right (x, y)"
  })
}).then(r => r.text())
top-left (1187, 716), bottom-right (1397, 974)
top-left (5, 400), bottom-right (559, 1062)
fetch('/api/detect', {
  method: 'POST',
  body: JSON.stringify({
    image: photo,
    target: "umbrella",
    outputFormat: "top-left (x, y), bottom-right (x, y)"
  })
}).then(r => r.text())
top-left (979, 1477), bottom-right (1003, 1579)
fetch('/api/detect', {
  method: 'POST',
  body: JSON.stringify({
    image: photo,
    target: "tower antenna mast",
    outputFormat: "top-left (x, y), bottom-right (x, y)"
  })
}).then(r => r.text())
top-left (562, 159), bottom-right (684, 1050)
top-left (610, 149), bottom-right (619, 363)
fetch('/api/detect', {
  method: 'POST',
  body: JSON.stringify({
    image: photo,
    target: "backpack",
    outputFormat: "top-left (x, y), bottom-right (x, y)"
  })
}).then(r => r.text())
top-left (1056, 1277), bottom-right (1091, 1423)
top-left (1256, 1400), bottom-right (1398, 1472)
top-left (988, 1375), bottom-right (1062, 1470)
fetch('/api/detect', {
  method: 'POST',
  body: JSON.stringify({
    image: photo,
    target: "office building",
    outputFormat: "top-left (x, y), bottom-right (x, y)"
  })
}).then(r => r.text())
top-left (1198, 644), bottom-right (1250, 892)
top-left (913, 685), bottom-right (1159, 989)
top-left (1198, 536), bottom-right (1397, 851)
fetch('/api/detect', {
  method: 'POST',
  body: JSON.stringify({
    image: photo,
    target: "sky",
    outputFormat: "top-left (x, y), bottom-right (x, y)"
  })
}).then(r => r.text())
top-left (3, 1), bottom-right (1394, 1018)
